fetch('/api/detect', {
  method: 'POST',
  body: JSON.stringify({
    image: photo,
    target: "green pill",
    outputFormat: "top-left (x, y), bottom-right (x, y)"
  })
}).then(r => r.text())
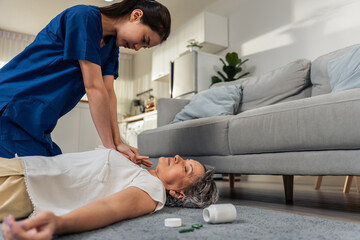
top-left (191, 224), bottom-right (203, 229)
top-left (179, 228), bottom-right (195, 233)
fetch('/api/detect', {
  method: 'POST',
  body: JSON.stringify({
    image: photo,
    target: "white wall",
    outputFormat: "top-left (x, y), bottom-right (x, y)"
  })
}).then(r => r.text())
top-left (207, 0), bottom-right (360, 75)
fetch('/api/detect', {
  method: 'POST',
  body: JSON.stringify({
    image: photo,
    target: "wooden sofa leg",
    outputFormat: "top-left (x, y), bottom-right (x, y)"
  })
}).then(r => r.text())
top-left (314, 176), bottom-right (323, 190)
top-left (343, 176), bottom-right (353, 193)
top-left (229, 174), bottom-right (235, 189)
top-left (282, 175), bottom-right (294, 203)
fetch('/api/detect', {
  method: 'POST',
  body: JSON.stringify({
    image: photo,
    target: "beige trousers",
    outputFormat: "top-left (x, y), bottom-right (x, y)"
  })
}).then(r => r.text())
top-left (0, 157), bottom-right (33, 220)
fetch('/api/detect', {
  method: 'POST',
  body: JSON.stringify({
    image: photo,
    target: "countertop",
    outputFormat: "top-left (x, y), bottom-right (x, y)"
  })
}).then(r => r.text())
top-left (119, 110), bottom-right (157, 123)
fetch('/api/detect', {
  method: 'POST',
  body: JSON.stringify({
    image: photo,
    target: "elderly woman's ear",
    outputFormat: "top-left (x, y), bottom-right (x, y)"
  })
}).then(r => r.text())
top-left (169, 190), bottom-right (185, 200)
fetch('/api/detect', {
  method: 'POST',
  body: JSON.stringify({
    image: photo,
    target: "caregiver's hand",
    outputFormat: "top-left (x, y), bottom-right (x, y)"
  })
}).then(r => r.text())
top-left (116, 143), bottom-right (152, 167)
top-left (2, 212), bottom-right (57, 240)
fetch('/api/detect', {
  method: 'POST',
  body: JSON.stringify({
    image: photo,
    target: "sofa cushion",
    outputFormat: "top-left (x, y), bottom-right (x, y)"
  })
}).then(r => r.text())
top-left (311, 44), bottom-right (360, 96)
top-left (228, 88), bottom-right (360, 155)
top-left (212, 59), bottom-right (311, 113)
top-left (138, 115), bottom-right (232, 157)
top-left (328, 45), bottom-right (360, 92)
top-left (171, 84), bottom-right (242, 123)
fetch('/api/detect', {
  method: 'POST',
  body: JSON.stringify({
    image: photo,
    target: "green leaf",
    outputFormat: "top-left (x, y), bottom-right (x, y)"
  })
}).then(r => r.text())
top-left (220, 58), bottom-right (226, 66)
top-left (226, 52), bottom-right (239, 67)
top-left (234, 66), bottom-right (242, 74)
top-left (223, 66), bottom-right (236, 80)
top-left (211, 76), bottom-right (222, 85)
top-left (237, 58), bottom-right (249, 67)
top-left (217, 71), bottom-right (227, 82)
top-left (235, 72), bottom-right (250, 79)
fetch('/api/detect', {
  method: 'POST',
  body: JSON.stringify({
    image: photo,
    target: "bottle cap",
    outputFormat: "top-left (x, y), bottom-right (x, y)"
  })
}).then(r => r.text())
top-left (164, 218), bottom-right (182, 227)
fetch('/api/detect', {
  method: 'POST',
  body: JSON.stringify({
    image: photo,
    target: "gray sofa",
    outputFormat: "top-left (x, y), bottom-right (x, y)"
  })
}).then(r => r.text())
top-left (138, 44), bottom-right (360, 202)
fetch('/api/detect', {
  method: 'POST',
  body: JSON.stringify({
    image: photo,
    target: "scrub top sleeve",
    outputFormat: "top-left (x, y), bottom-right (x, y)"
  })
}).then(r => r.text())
top-left (63, 7), bottom-right (102, 65)
top-left (102, 46), bottom-right (119, 80)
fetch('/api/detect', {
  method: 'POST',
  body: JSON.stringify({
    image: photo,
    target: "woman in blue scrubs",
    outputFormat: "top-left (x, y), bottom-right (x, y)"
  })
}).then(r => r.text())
top-left (0, 0), bottom-right (171, 163)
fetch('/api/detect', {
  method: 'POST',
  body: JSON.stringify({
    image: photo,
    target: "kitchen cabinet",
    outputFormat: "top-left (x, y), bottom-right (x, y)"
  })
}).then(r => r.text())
top-left (78, 104), bottom-right (103, 152)
top-left (151, 11), bottom-right (228, 81)
top-left (119, 111), bottom-right (158, 148)
top-left (52, 101), bottom-right (102, 153)
top-left (151, 43), bottom-right (171, 82)
top-left (191, 11), bottom-right (228, 53)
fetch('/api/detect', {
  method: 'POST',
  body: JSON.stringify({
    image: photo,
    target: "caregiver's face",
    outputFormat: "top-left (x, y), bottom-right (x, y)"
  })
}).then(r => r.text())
top-left (116, 9), bottom-right (161, 51)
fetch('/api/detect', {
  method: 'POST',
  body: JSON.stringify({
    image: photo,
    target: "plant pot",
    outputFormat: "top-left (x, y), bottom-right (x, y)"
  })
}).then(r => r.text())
top-left (189, 46), bottom-right (200, 52)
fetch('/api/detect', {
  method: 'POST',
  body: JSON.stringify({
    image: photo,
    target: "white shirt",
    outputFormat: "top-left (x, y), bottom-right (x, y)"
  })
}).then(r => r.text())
top-left (21, 148), bottom-right (166, 216)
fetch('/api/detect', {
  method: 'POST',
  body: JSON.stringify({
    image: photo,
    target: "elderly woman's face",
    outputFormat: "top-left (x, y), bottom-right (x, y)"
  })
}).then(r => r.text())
top-left (155, 155), bottom-right (205, 190)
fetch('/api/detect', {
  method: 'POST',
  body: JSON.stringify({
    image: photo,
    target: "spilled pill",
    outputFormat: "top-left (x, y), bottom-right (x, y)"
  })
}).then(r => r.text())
top-left (191, 224), bottom-right (203, 229)
top-left (179, 228), bottom-right (195, 233)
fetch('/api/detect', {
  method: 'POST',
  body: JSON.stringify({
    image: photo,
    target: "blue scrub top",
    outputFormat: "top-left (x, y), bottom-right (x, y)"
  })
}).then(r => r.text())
top-left (0, 5), bottom-right (119, 154)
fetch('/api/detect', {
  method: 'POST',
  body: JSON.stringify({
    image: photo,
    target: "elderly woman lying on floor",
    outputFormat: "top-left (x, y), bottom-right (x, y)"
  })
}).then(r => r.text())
top-left (1, 148), bottom-right (217, 239)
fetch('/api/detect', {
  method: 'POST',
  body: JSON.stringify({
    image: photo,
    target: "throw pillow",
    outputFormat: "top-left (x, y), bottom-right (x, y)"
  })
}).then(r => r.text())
top-left (328, 45), bottom-right (360, 93)
top-left (171, 84), bottom-right (242, 123)
top-left (211, 59), bottom-right (311, 113)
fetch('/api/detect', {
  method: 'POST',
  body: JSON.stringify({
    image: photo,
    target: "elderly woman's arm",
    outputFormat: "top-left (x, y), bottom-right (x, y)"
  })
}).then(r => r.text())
top-left (2, 187), bottom-right (157, 239)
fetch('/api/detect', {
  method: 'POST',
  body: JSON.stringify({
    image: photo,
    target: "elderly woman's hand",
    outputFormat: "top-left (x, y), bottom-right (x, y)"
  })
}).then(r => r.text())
top-left (116, 143), bottom-right (152, 167)
top-left (2, 212), bottom-right (58, 240)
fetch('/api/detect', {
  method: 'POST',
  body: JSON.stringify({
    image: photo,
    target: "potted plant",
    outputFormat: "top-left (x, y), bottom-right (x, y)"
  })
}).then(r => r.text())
top-left (186, 39), bottom-right (203, 52)
top-left (211, 52), bottom-right (249, 85)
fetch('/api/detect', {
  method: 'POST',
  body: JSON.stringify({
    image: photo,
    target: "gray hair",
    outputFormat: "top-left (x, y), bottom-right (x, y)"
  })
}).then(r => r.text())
top-left (165, 164), bottom-right (218, 208)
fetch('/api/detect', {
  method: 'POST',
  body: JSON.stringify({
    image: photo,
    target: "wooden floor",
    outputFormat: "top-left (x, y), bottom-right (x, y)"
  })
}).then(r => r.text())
top-left (216, 179), bottom-right (360, 223)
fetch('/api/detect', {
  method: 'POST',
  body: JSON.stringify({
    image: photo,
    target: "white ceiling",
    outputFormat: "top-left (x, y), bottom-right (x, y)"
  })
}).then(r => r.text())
top-left (0, 0), bottom-right (216, 36)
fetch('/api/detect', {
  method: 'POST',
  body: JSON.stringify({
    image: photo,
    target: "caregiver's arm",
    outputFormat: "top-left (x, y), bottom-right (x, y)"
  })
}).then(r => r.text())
top-left (103, 75), bottom-right (123, 149)
top-left (79, 60), bottom-right (116, 149)
top-left (103, 75), bottom-right (152, 167)
top-left (2, 187), bottom-right (157, 238)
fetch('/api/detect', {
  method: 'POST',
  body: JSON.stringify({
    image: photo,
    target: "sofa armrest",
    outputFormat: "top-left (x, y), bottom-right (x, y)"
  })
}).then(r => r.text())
top-left (157, 98), bottom-right (190, 127)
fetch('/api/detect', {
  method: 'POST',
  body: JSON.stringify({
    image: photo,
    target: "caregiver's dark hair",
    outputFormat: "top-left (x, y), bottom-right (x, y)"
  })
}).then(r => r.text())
top-left (99, 0), bottom-right (171, 42)
top-left (165, 164), bottom-right (218, 208)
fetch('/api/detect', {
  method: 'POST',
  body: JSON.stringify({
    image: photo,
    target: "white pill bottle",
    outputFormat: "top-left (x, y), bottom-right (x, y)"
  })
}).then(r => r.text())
top-left (203, 204), bottom-right (237, 224)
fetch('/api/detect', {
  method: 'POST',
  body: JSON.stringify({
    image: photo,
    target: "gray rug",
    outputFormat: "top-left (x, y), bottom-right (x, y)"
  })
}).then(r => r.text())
top-left (1, 206), bottom-right (360, 240)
